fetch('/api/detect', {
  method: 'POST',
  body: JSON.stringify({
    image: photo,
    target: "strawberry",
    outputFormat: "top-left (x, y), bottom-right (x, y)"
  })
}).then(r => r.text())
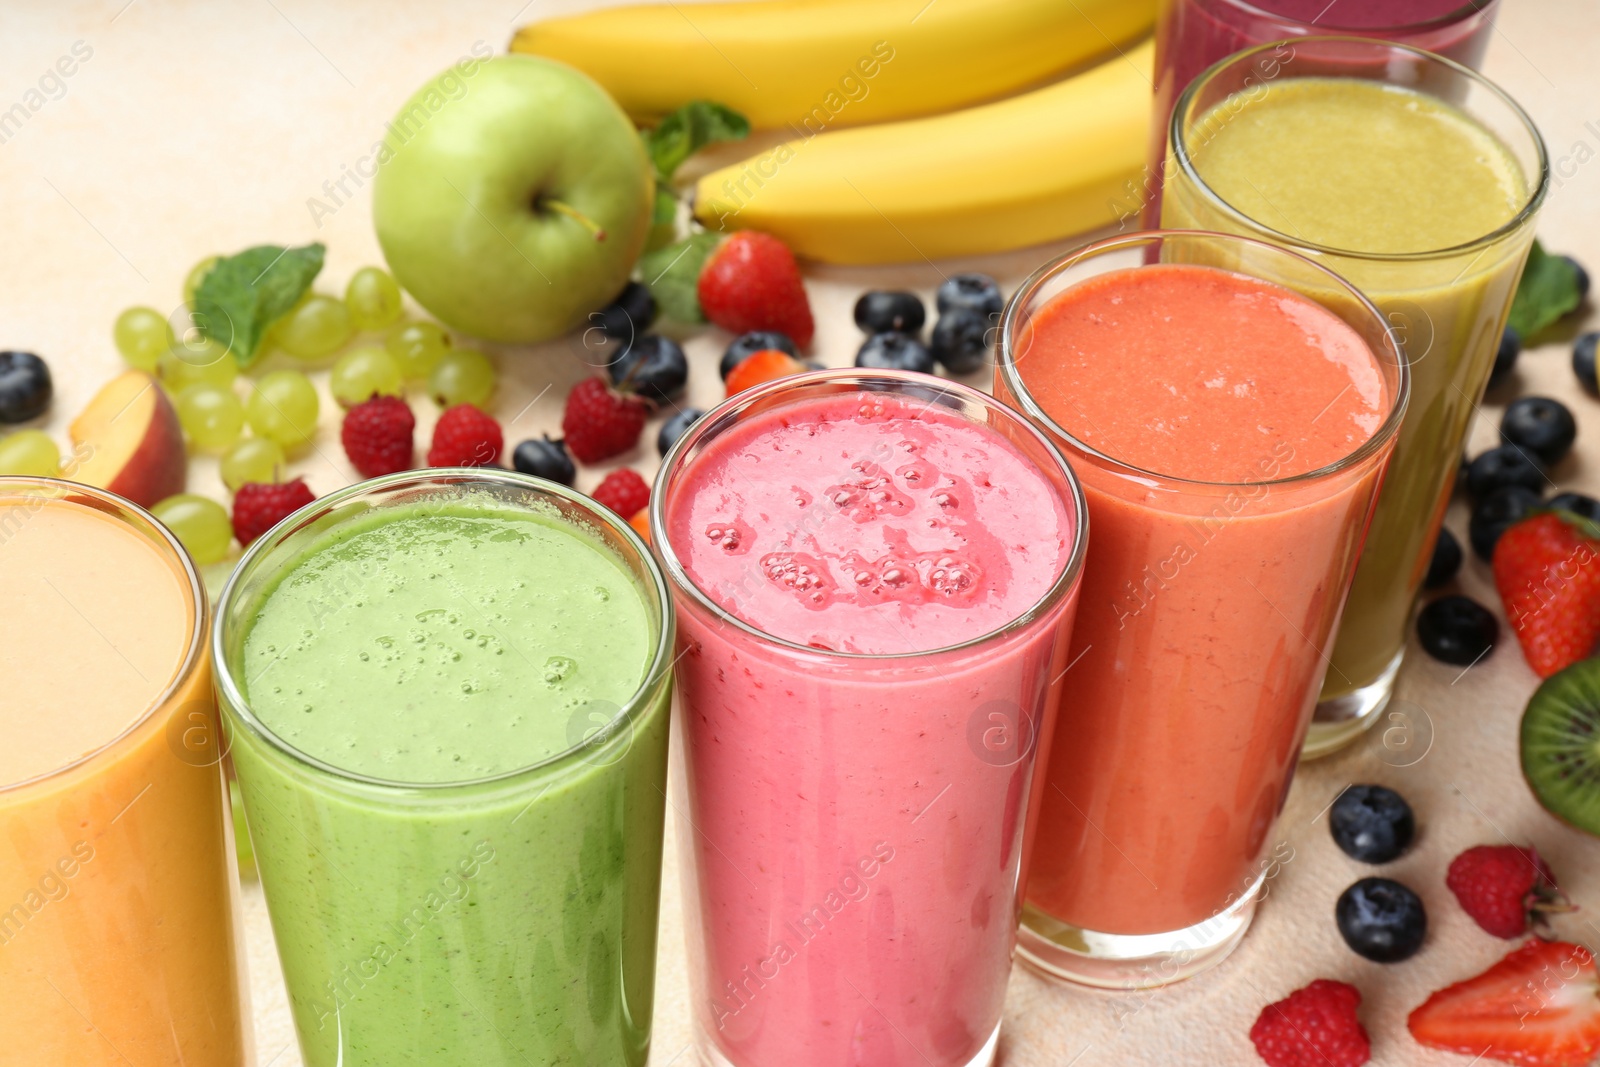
top-left (426, 404), bottom-right (502, 468)
top-left (1493, 511), bottom-right (1600, 677)
top-left (590, 468), bottom-right (650, 518)
top-left (562, 377), bottom-right (648, 464)
top-left (340, 395), bottom-right (414, 478)
top-left (232, 478), bottom-right (315, 547)
top-left (1446, 845), bottom-right (1571, 939)
top-left (698, 231), bottom-right (814, 348)
top-left (1409, 940), bottom-right (1600, 1067)
top-left (1250, 979), bottom-right (1370, 1067)
top-left (725, 349), bottom-right (806, 397)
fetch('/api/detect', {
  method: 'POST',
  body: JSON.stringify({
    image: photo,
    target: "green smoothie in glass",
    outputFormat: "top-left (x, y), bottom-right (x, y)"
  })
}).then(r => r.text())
top-left (215, 472), bottom-right (673, 1066)
top-left (1163, 38), bottom-right (1547, 756)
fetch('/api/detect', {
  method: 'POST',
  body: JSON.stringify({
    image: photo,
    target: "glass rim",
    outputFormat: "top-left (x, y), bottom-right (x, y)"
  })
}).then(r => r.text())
top-left (649, 368), bottom-right (1090, 662)
top-left (996, 228), bottom-right (1411, 491)
top-left (0, 477), bottom-right (208, 795)
top-left (1169, 35), bottom-right (1550, 264)
top-left (1209, 0), bottom-right (1496, 35)
top-left (211, 467), bottom-right (676, 793)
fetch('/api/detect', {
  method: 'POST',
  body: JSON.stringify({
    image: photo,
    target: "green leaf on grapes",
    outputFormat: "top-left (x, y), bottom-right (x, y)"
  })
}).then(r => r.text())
top-left (639, 231), bottom-right (722, 324)
top-left (642, 101), bottom-right (749, 183)
top-left (1507, 240), bottom-right (1584, 340)
top-left (194, 243), bottom-right (326, 366)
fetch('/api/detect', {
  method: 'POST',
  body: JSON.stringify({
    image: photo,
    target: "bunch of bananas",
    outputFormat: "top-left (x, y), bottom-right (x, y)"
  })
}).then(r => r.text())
top-left (512, 0), bottom-right (1155, 264)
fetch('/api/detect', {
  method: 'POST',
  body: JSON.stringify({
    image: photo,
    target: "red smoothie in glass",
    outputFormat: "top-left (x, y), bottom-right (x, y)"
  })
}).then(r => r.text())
top-left (1011, 264), bottom-right (1392, 936)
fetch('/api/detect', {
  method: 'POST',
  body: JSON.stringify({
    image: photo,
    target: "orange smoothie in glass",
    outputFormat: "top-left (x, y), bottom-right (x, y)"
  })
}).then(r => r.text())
top-left (996, 234), bottom-right (1405, 989)
top-left (0, 481), bottom-right (247, 1066)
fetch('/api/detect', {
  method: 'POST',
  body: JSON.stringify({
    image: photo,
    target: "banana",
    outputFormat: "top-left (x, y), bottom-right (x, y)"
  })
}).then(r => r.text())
top-left (510, 0), bottom-right (1154, 131)
top-left (692, 40), bottom-right (1154, 265)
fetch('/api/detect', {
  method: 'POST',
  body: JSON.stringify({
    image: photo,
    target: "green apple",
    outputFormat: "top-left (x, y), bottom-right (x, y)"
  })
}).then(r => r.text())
top-left (373, 56), bottom-right (652, 344)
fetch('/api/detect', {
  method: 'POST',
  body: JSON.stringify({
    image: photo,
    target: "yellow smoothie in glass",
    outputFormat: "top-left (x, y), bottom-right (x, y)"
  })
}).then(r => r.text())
top-left (0, 485), bottom-right (247, 1065)
top-left (1165, 69), bottom-right (1541, 755)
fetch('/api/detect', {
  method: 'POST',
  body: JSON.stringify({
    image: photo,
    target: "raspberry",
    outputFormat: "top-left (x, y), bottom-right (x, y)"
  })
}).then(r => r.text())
top-left (427, 404), bottom-right (502, 468)
top-left (1250, 980), bottom-right (1370, 1067)
top-left (591, 468), bottom-right (650, 518)
top-left (562, 377), bottom-right (647, 464)
top-left (340, 395), bottom-right (414, 478)
top-left (232, 478), bottom-right (315, 547)
top-left (1445, 844), bottom-right (1566, 938)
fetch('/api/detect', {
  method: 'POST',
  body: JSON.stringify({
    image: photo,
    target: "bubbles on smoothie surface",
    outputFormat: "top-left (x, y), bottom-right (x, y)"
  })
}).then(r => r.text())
top-left (240, 506), bottom-right (652, 783)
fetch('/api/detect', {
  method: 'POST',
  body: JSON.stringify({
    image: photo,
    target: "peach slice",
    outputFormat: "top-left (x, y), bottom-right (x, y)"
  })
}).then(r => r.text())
top-left (66, 371), bottom-right (186, 508)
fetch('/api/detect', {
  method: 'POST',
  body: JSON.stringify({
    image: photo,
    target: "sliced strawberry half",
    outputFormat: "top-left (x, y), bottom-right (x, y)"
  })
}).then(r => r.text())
top-left (1409, 939), bottom-right (1600, 1067)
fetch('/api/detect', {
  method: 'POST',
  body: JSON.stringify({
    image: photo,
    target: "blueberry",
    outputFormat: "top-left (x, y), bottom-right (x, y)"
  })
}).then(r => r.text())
top-left (1470, 485), bottom-right (1543, 560)
top-left (1549, 490), bottom-right (1600, 523)
top-left (1563, 254), bottom-right (1591, 303)
top-left (1424, 526), bottom-right (1463, 589)
top-left (936, 273), bottom-right (1004, 318)
top-left (0, 351), bottom-right (52, 424)
top-left (1501, 396), bottom-right (1576, 466)
top-left (1488, 326), bottom-right (1520, 388)
top-left (856, 332), bottom-right (935, 374)
top-left (1330, 785), bottom-right (1416, 864)
top-left (1416, 594), bottom-right (1498, 665)
top-left (1465, 444), bottom-right (1545, 502)
top-left (607, 335), bottom-right (688, 404)
top-left (1336, 877), bottom-right (1427, 963)
top-left (854, 291), bottom-right (926, 335)
top-left (720, 331), bottom-right (797, 381)
top-left (1574, 332), bottom-right (1599, 393)
top-left (512, 436), bottom-right (575, 486)
top-left (595, 281), bottom-right (656, 342)
top-left (931, 308), bottom-right (992, 375)
top-left (657, 407), bottom-right (705, 457)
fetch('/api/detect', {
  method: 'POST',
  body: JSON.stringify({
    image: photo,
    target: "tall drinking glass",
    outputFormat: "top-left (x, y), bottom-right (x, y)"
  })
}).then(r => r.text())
top-left (652, 370), bottom-right (1087, 1067)
top-left (215, 469), bottom-right (674, 1066)
top-left (1164, 37), bottom-right (1548, 756)
top-left (996, 231), bottom-right (1408, 989)
top-left (0, 478), bottom-right (248, 1064)
top-left (1135, 0), bottom-right (1499, 227)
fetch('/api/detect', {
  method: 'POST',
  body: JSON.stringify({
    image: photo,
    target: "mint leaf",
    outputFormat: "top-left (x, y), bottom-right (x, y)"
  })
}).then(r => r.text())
top-left (639, 231), bottom-right (721, 323)
top-left (643, 101), bottom-right (749, 183)
top-left (194, 243), bottom-right (325, 366)
top-left (1507, 240), bottom-right (1583, 340)
top-left (644, 188), bottom-right (680, 254)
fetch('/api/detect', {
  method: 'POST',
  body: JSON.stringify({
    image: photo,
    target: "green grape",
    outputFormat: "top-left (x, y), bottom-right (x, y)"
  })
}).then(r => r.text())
top-left (176, 384), bottom-right (245, 452)
top-left (152, 494), bottom-right (233, 565)
top-left (247, 370), bottom-right (320, 448)
top-left (0, 430), bottom-right (61, 476)
top-left (330, 346), bottom-right (404, 408)
top-left (221, 437), bottom-right (286, 492)
top-left (429, 348), bottom-right (496, 408)
top-left (159, 337), bottom-right (239, 391)
top-left (183, 254), bottom-right (219, 306)
top-left (274, 294), bottom-right (353, 360)
top-left (113, 307), bottom-right (174, 372)
top-left (345, 267), bottom-right (404, 331)
top-left (385, 321), bottom-right (451, 380)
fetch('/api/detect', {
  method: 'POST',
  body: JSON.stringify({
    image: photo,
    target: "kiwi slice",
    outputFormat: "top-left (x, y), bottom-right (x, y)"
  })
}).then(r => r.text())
top-left (1522, 658), bottom-right (1600, 836)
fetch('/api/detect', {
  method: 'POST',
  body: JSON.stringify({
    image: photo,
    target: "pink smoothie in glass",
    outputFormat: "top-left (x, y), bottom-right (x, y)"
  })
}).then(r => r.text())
top-left (665, 386), bottom-right (1078, 1067)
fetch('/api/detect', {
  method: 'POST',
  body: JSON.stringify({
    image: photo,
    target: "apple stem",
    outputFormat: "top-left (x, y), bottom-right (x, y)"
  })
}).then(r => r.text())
top-left (539, 197), bottom-right (607, 242)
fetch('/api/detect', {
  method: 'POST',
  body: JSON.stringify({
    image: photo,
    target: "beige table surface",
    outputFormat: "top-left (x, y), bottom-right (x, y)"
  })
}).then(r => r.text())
top-left (9, 2), bottom-right (1600, 1064)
